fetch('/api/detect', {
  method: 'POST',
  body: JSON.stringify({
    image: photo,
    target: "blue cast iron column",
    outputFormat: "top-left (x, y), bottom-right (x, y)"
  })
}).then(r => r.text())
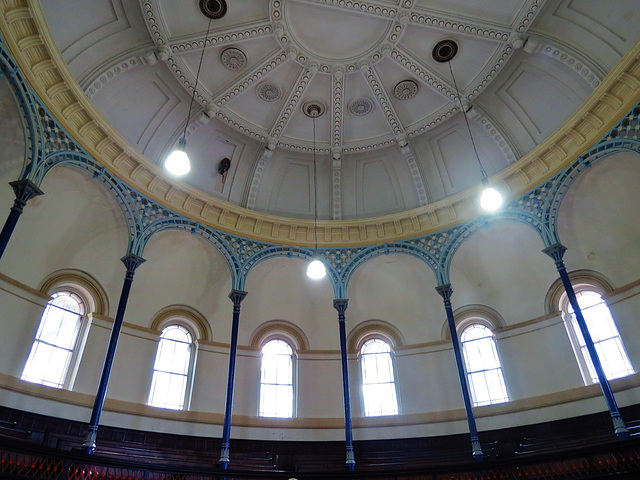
top-left (219, 289), bottom-right (248, 470)
top-left (0, 180), bottom-right (43, 261)
top-left (334, 298), bottom-right (356, 471)
top-left (82, 253), bottom-right (146, 454)
top-left (543, 243), bottom-right (629, 439)
top-left (435, 284), bottom-right (483, 461)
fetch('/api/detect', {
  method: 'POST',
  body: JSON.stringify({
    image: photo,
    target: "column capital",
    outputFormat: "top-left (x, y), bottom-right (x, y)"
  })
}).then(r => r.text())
top-left (120, 253), bottom-right (146, 274)
top-left (435, 284), bottom-right (454, 301)
top-left (9, 179), bottom-right (43, 211)
top-left (542, 243), bottom-right (567, 262)
top-left (333, 298), bottom-right (349, 315)
top-left (229, 289), bottom-right (248, 306)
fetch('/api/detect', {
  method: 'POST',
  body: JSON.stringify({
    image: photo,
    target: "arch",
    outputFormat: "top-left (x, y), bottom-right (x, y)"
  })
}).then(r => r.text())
top-left (0, 40), bottom-right (44, 182)
top-left (241, 245), bottom-right (341, 297)
top-left (139, 218), bottom-right (241, 290)
top-left (37, 151), bottom-right (143, 252)
top-left (341, 244), bottom-right (439, 296)
top-left (150, 305), bottom-right (212, 342)
top-left (249, 319), bottom-right (310, 351)
top-left (347, 319), bottom-right (405, 352)
top-left (544, 269), bottom-right (615, 316)
top-left (38, 268), bottom-right (109, 316)
top-left (441, 304), bottom-right (506, 340)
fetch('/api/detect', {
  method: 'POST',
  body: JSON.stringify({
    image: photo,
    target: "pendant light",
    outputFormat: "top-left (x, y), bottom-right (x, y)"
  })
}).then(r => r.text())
top-left (306, 106), bottom-right (326, 280)
top-left (164, 17), bottom-right (213, 176)
top-left (437, 40), bottom-right (503, 211)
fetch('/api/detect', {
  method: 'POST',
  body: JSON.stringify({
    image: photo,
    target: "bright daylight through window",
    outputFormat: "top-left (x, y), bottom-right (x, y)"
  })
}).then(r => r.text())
top-left (259, 339), bottom-right (294, 418)
top-left (22, 291), bottom-right (85, 388)
top-left (461, 324), bottom-right (509, 407)
top-left (563, 290), bottom-right (633, 384)
top-left (148, 325), bottom-right (193, 410)
top-left (360, 338), bottom-right (398, 416)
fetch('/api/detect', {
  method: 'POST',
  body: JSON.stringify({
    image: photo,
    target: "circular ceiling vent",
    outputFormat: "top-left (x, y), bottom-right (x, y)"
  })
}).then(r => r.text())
top-left (199, 0), bottom-right (227, 20)
top-left (432, 39), bottom-right (459, 63)
top-left (220, 47), bottom-right (247, 70)
top-left (302, 100), bottom-right (326, 118)
top-left (394, 80), bottom-right (419, 100)
top-left (349, 97), bottom-right (374, 116)
top-left (257, 82), bottom-right (281, 102)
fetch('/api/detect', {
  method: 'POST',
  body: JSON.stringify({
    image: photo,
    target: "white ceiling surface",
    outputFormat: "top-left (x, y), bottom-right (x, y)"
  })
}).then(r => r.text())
top-left (40, 0), bottom-right (640, 220)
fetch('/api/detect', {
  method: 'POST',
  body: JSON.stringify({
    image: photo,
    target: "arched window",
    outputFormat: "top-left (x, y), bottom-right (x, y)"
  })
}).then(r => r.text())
top-left (259, 339), bottom-right (294, 418)
top-left (148, 325), bottom-right (194, 410)
top-left (560, 288), bottom-right (633, 384)
top-left (22, 291), bottom-right (87, 388)
top-left (460, 323), bottom-right (509, 407)
top-left (360, 338), bottom-right (399, 416)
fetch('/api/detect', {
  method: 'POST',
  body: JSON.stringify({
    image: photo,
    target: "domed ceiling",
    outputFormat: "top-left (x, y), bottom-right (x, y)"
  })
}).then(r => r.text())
top-left (36, 0), bottom-right (640, 221)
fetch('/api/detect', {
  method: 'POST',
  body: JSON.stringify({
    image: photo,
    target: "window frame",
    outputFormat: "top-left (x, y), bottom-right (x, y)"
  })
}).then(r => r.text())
top-left (458, 320), bottom-right (509, 407)
top-left (22, 288), bottom-right (91, 390)
top-left (559, 284), bottom-right (634, 385)
top-left (357, 336), bottom-right (400, 417)
top-left (147, 321), bottom-right (198, 411)
top-left (258, 337), bottom-right (297, 418)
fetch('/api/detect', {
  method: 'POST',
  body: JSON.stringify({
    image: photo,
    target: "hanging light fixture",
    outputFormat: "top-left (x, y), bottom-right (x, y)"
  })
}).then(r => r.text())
top-left (434, 40), bottom-right (503, 211)
top-left (164, 17), bottom-right (213, 176)
top-left (305, 103), bottom-right (327, 280)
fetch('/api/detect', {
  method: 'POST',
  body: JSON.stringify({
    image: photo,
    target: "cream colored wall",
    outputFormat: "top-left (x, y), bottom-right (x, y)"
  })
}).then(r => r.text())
top-left (1, 70), bottom-right (640, 441)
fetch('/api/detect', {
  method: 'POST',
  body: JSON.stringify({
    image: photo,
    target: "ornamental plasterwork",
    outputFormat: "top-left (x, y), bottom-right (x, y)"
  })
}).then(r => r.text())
top-left (139, 0), bottom-right (545, 153)
top-left (256, 82), bottom-right (281, 102)
top-left (220, 47), bottom-right (248, 71)
top-left (3, 1), bottom-right (640, 248)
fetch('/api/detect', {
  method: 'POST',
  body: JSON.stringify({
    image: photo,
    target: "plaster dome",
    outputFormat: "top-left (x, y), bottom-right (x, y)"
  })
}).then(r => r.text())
top-left (34, 0), bottom-right (640, 226)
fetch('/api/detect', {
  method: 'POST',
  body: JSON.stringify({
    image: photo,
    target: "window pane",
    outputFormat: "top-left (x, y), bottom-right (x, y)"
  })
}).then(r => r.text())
top-left (22, 292), bottom-right (84, 388)
top-left (148, 325), bottom-right (193, 410)
top-left (461, 324), bottom-right (509, 407)
top-left (360, 339), bottom-right (398, 417)
top-left (259, 340), bottom-right (294, 418)
top-left (563, 289), bottom-right (634, 384)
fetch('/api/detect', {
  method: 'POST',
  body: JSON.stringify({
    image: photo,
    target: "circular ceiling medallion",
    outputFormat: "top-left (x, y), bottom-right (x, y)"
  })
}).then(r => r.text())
top-left (199, 0), bottom-right (227, 20)
top-left (394, 80), bottom-right (419, 100)
top-left (220, 47), bottom-right (247, 70)
top-left (257, 82), bottom-right (281, 102)
top-left (432, 39), bottom-right (459, 63)
top-left (349, 97), bottom-right (374, 116)
top-left (302, 100), bottom-right (326, 118)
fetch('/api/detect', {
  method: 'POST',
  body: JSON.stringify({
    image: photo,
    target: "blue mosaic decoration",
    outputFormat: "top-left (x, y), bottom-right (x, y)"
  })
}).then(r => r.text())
top-left (1, 32), bottom-right (639, 297)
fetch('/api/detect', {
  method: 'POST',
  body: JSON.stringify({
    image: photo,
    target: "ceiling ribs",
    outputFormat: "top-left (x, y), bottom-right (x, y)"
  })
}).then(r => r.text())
top-left (391, 46), bottom-right (456, 101)
top-left (268, 65), bottom-right (316, 144)
top-left (168, 20), bottom-right (274, 54)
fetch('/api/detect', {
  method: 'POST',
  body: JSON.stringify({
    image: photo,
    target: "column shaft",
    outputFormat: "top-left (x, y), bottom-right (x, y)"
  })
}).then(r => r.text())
top-left (543, 244), bottom-right (628, 439)
top-left (0, 180), bottom-right (43, 261)
top-left (82, 254), bottom-right (145, 454)
top-left (436, 285), bottom-right (483, 461)
top-left (219, 290), bottom-right (248, 470)
top-left (334, 299), bottom-right (355, 471)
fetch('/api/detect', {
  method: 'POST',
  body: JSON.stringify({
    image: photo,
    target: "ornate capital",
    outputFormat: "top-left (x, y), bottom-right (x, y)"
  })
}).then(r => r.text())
top-left (333, 298), bottom-right (349, 317)
top-left (435, 284), bottom-right (454, 302)
top-left (229, 289), bottom-right (248, 307)
top-left (120, 253), bottom-right (146, 276)
top-left (9, 180), bottom-right (43, 211)
top-left (542, 243), bottom-right (567, 268)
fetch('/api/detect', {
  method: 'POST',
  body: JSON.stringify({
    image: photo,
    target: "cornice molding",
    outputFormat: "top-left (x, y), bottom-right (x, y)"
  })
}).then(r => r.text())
top-left (1, 0), bottom-right (639, 247)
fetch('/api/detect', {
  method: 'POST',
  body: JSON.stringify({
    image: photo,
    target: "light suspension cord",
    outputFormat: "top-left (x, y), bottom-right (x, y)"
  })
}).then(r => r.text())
top-left (448, 61), bottom-right (487, 179)
top-left (313, 114), bottom-right (318, 254)
top-left (182, 17), bottom-right (213, 140)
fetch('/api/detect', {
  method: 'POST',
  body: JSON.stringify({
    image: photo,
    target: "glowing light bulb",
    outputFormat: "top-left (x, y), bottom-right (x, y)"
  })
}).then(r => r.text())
top-left (307, 259), bottom-right (326, 280)
top-left (480, 185), bottom-right (503, 211)
top-left (165, 138), bottom-right (191, 176)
